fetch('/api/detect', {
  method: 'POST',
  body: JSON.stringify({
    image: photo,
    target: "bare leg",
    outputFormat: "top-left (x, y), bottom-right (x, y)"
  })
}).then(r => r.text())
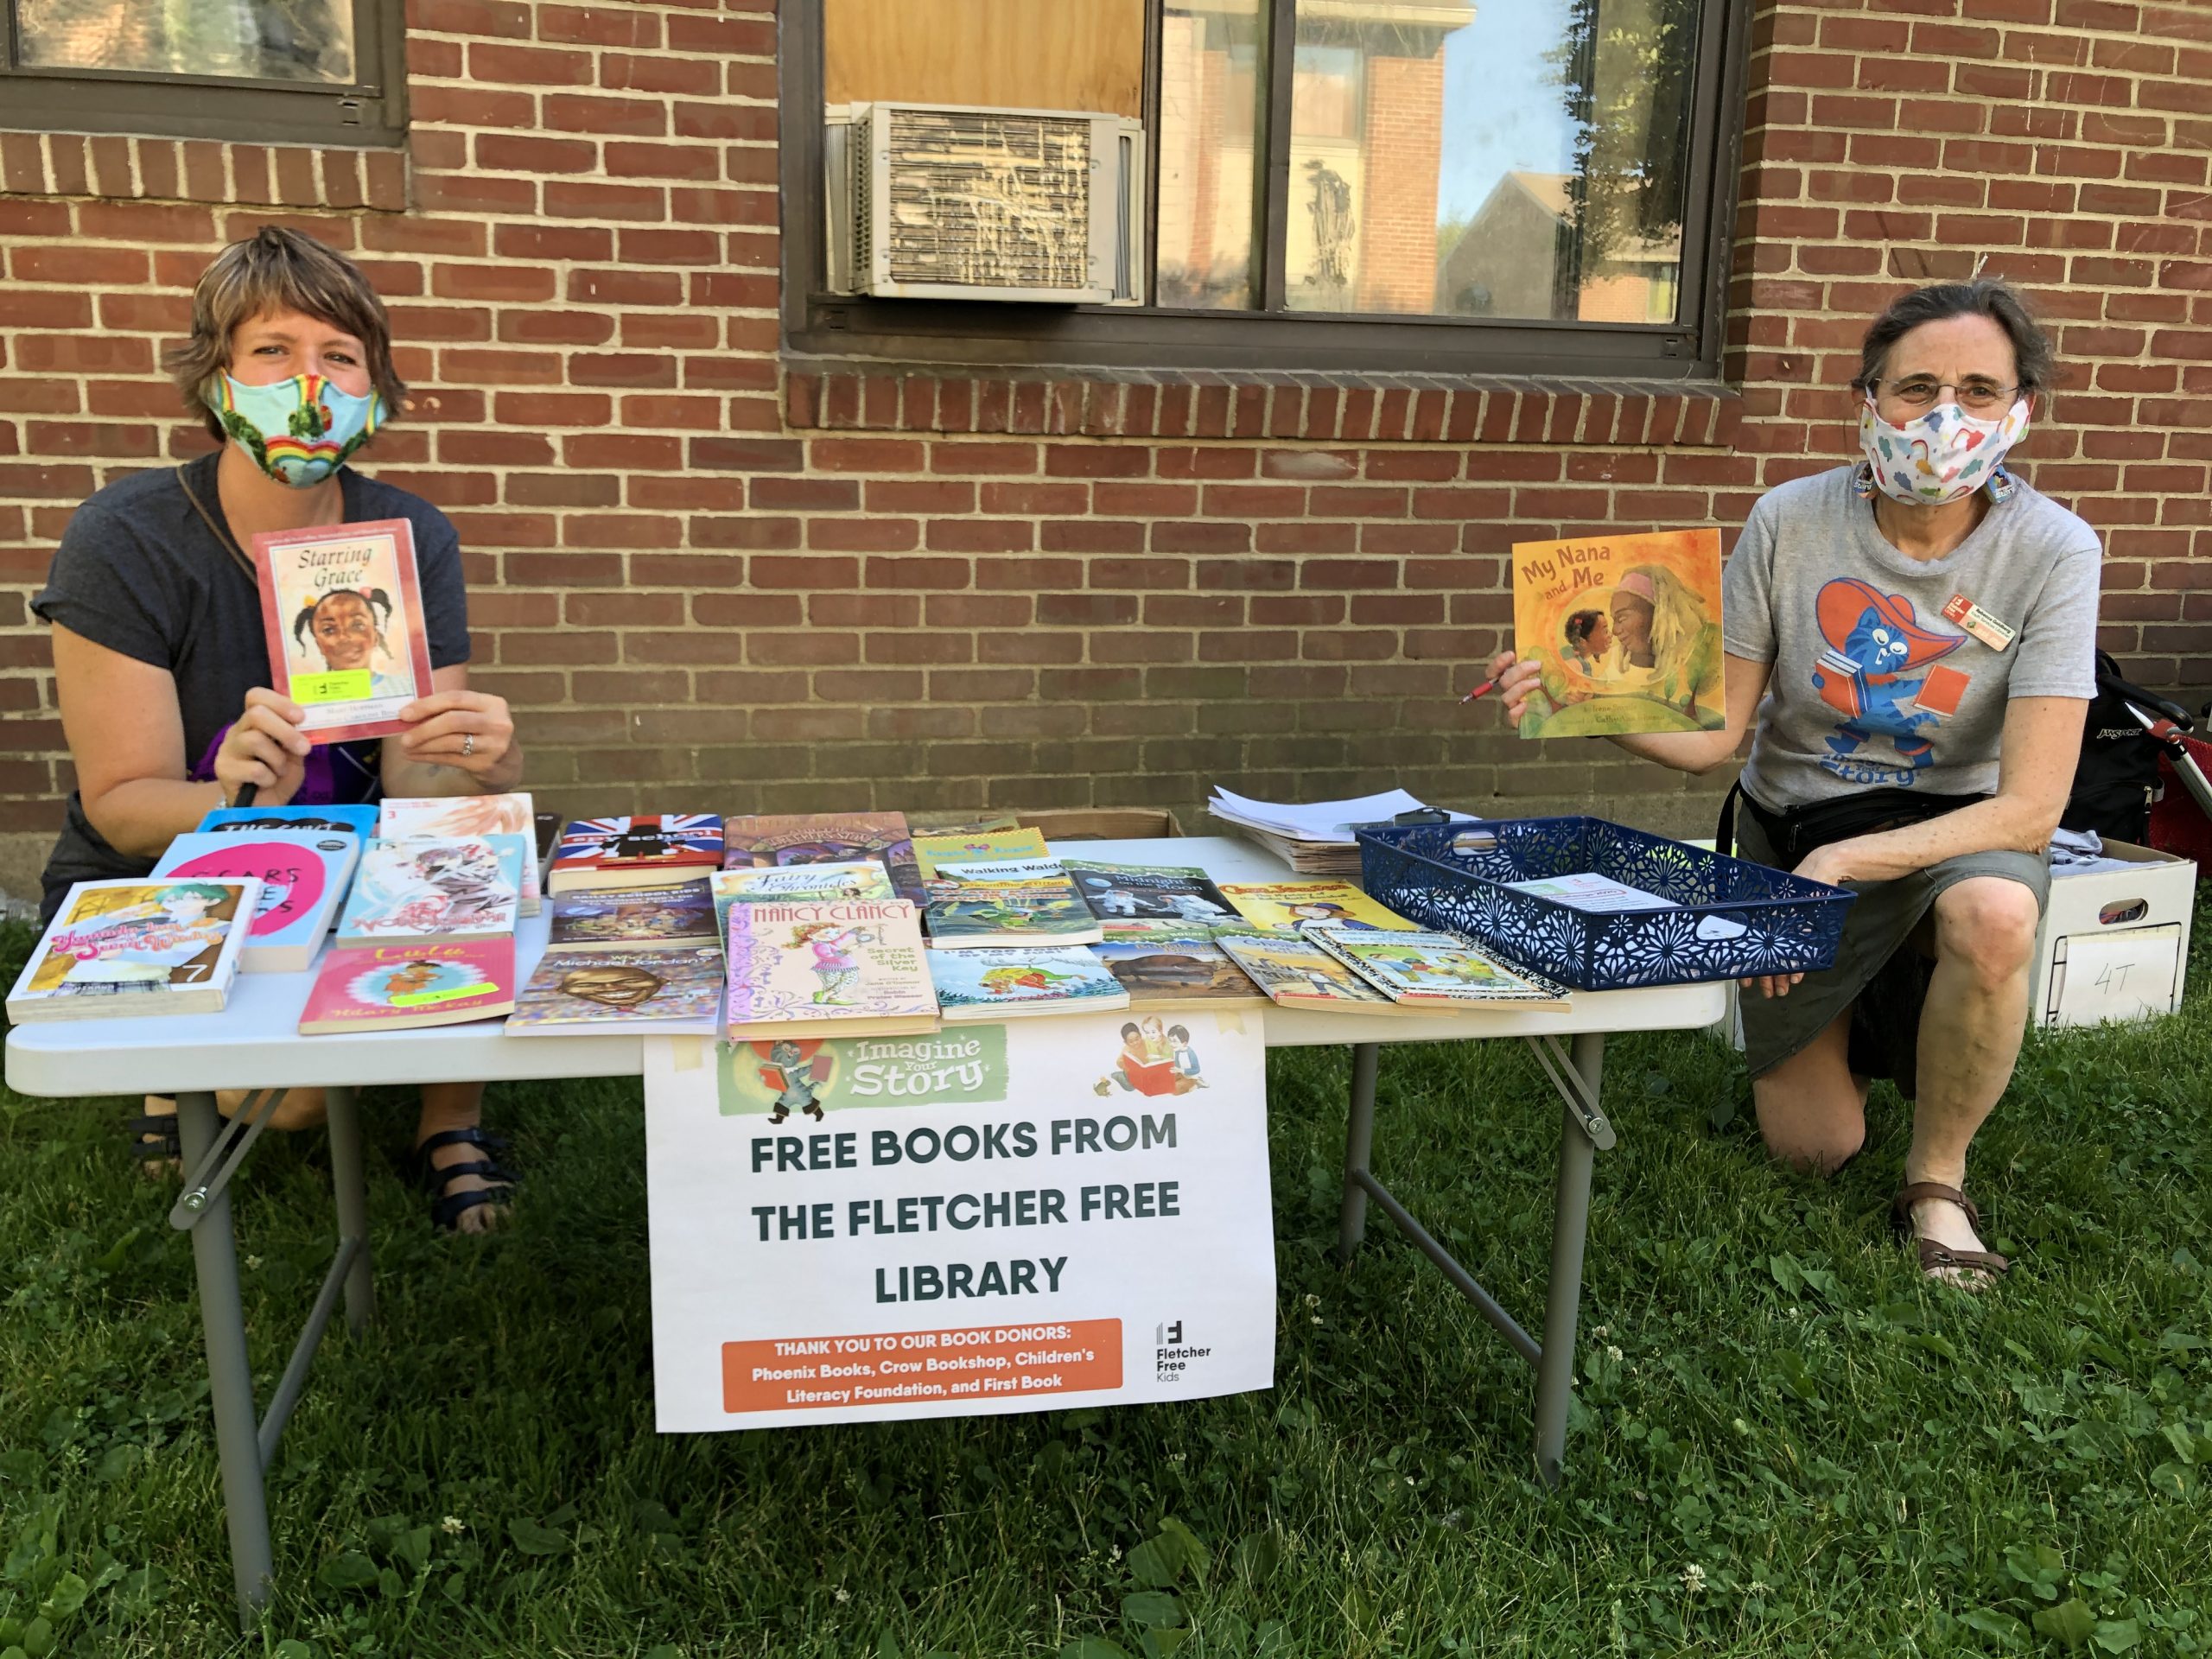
top-left (1904, 876), bottom-right (2037, 1269)
top-left (1751, 1003), bottom-right (1871, 1173)
top-left (416, 1081), bottom-right (506, 1235)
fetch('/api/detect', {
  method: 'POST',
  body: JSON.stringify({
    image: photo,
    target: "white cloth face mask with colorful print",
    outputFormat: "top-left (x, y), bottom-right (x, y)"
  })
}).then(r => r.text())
top-left (1859, 394), bottom-right (2031, 508)
top-left (205, 372), bottom-right (384, 487)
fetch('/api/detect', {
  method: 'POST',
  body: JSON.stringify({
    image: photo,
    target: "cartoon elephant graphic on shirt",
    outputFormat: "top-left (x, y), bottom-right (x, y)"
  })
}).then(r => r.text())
top-left (1810, 578), bottom-right (1966, 772)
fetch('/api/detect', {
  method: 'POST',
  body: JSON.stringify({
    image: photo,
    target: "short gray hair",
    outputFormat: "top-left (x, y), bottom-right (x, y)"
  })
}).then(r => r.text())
top-left (1851, 279), bottom-right (2056, 396)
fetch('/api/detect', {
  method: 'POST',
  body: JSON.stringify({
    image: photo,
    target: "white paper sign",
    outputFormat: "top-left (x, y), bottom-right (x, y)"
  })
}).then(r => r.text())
top-left (2052, 926), bottom-right (2179, 1027)
top-left (642, 1011), bottom-right (1275, 1430)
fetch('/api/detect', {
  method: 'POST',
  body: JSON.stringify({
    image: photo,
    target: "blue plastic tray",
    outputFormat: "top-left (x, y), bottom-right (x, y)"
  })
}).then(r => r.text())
top-left (1357, 817), bottom-right (1856, 992)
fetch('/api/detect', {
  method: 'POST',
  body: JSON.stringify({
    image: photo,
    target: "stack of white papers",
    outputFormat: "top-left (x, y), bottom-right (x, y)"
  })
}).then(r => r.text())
top-left (1206, 788), bottom-right (1474, 874)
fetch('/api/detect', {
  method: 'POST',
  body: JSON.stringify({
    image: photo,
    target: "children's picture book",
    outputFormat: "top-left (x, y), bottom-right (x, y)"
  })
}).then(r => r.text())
top-left (550, 816), bottom-right (724, 893)
top-left (1504, 872), bottom-right (1681, 912)
top-left (378, 793), bottom-right (540, 915)
top-left (722, 810), bottom-right (924, 901)
top-left (1301, 923), bottom-right (1569, 1009)
top-left (508, 945), bottom-right (723, 1033)
top-left (710, 861), bottom-right (897, 944)
top-left (196, 802), bottom-right (381, 840)
top-left (334, 836), bottom-right (523, 946)
top-left (926, 946), bottom-right (1130, 1023)
top-left (251, 518), bottom-right (434, 746)
top-left (1217, 880), bottom-right (1415, 932)
top-left (548, 879), bottom-right (718, 954)
top-left (1090, 1011), bottom-right (1211, 1096)
top-left (1510, 527), bottom-right (1726, 739)
top-left (1061, 860), bottom-right (1236, 925)
top-left (150, 830), bottom-right (360, 973)
top-left (297, 938), bottom-right (517, 1034)
top-left (722, 898), bottom-right (938, 1040)
top-left (1092, 920), bottom-right (1265, 1007)
top-left (7, 878), bottom-right (257, 1022)
top-left (911, 826), bottom-right (1048, 880)
top-left (905, 810), bottom-right (1021, 836)
top-left (1212, 928), bottom-right (1420, 1015)
top-left (923, 858), bottom-right (1103, 949)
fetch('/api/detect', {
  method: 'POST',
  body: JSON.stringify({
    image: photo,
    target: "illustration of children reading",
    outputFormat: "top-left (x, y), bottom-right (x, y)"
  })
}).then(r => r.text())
top-left (1094, 1020), bottom-right (1197, 1097)
top-left (293, 588), bottom-right (409, 698)
top-left (48, 882), bottom-right (232, 994)
top-left (1167, 1025), bottom-right (1206, 1089)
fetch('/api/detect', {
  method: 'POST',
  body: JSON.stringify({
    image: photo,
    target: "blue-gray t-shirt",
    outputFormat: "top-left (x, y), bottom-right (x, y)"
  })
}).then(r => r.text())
top-left (1722, 464), bottom-right (2101, 809)
top-left (30, 451), bottom-right (471, 911)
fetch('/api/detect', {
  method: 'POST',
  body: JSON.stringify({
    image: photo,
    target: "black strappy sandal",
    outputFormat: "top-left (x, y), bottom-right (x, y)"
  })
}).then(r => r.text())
top-left (409, 1128), bottom-right (519, 1233)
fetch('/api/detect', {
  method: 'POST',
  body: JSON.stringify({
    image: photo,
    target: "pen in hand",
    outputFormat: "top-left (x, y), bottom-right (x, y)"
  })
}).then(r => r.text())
top-left (1459, 678), bottom-right (1497, 705)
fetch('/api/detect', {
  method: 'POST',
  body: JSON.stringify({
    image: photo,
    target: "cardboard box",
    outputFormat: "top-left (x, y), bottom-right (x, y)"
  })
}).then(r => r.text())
top-left (1018, 808), bottom-right (1184, 842)
top-left (2031, 839), bottom-right (2196, 1028)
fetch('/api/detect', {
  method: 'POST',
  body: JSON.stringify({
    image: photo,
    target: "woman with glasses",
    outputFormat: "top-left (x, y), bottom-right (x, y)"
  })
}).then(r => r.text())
top-left (1487, 279), bottom-right (2100, 1287)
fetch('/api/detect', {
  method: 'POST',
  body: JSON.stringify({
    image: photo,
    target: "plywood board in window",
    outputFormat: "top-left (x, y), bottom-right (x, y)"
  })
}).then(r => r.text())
top-left (824, 0), bottom-right (1146, 118)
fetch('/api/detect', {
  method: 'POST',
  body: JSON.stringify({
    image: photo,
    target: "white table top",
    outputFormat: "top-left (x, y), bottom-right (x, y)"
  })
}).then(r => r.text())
top-left (4, 836), bottom-right (1726, 1098)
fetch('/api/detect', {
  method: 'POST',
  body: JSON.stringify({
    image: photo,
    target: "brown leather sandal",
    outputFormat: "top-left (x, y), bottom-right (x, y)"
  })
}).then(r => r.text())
top-left (1891, 1182), bottom-right (2010, 1282)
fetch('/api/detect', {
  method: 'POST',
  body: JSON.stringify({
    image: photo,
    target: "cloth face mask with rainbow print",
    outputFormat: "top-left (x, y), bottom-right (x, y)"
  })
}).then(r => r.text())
top-left (206, 372), bottom-right (384, 487)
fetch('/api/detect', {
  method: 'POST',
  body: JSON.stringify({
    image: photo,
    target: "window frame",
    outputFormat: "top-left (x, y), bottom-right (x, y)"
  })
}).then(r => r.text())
top-left (0, 0), bottom-right (405, 148)
top-left (782, 0), bottom-right (1753, 383)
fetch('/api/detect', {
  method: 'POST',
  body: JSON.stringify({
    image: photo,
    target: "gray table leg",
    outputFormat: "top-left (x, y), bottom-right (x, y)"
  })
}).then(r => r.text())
top-left (322, 1086), bottom-right (374, 1333)
top-left (175, 1091), bottom-right (274, 1626)
top-left (1338, 1043), bottom-right (1380, 1262)
top-left (1532, 1031), bottom-right (1605, 1488)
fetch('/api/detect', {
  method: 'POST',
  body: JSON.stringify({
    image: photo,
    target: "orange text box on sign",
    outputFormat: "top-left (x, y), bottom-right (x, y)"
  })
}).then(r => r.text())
top-left (722, 1319), bottom-right (1123, 1414)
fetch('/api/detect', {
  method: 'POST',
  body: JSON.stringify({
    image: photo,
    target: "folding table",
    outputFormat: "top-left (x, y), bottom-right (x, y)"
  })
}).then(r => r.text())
top-left (4, 836), bottom-right (1725, 1628)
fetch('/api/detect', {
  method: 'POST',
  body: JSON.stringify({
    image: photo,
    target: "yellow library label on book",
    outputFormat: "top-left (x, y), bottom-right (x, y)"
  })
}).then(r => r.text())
top-left (295, 668), bottom-right (373, 704)
top-left (390, 980), bottom-right (495, 1007)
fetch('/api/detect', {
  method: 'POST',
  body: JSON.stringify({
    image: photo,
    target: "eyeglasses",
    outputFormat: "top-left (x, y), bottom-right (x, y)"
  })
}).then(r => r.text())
top-left (1867, 377), bottom-right (2024, 415)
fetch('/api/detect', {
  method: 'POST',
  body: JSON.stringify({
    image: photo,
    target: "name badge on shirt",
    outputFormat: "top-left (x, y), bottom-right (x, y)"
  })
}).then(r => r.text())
top-left (1942, 593), bottom-right (2017, 652)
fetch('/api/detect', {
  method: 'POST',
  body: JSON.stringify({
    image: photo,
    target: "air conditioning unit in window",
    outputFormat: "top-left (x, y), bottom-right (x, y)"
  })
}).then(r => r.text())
top-left (824, 102), bottom-right (1145, 305)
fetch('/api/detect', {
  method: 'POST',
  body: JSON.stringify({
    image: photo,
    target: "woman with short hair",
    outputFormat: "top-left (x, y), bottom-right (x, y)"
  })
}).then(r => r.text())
top-left (33, 226), bottom-right (524, 1232)
top-left (1490, 278), bottom-right (2099, 1285)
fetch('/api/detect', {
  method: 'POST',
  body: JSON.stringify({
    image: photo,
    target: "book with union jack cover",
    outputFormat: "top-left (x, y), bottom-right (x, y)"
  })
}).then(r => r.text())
top-left (550, 815), bottom-right (724, 893)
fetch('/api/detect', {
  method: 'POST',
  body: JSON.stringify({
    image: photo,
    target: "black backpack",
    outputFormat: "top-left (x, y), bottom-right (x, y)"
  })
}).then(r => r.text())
top-left (2063, 651), bottom-right (2192, 844)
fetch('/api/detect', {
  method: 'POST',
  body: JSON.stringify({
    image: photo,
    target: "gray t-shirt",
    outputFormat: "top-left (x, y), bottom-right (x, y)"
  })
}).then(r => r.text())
top-left (1723, 465), bottom-right (2101, 809)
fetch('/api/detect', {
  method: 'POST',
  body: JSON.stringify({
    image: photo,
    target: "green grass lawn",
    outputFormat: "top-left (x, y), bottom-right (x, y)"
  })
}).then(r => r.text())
top-left (1, 906), bottom-right (2209, 1659)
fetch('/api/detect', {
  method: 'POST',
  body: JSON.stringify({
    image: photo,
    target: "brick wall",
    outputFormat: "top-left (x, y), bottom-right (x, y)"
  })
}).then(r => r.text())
top-left (0, 0), bottom-right (2207, 893)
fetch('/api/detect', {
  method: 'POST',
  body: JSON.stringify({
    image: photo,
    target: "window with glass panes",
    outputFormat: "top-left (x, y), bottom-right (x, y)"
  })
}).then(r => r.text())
top-left (0, 0), bottom-right (404, 145)
top-left (786, 0), bottom-right (1749, 379)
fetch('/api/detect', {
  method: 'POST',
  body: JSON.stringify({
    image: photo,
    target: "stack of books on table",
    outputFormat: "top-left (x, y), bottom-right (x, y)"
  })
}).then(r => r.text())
top-left (1205, 786), bottom-right (1473, 876)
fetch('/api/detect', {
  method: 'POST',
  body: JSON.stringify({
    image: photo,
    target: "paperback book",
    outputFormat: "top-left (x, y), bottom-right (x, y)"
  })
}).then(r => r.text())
top-left (1212, 927), bottom-right (1417, 1015)
top-left (1510, 526), bottom-right (1726, 740)
top-left (1092, 920), bottom-right (1264, 1007)
top-left (1301, 923), bottom-right (1569, 1008)
top-left (550, 815), bottom-right (724, 893)
top-left (334, 836), bottom-right (524, 946)
top-left (508, 945), bottom-right (723, 1033)
top-left (196, 802), bottom-right (380, 840)
top-left (710, 861), bottom-right (897, 944)
top-left (378, 792), bottom-right (541, 915)
top-left (548, 879), bottom-right (719, 954)
top-left (1216, 880), bottom-right (1415, 931)
top-left (7, 878), bottom-right (257, 1022)
top-left (911, 826), bottom-right (1047, 880)
top-left (252, 518), bottom-right (434, 745)
top-left (150, 829), bottom-right (360, 973)
top-left (923, 858), bottom-right (1103, 949)
top-left (298, 938), bottom-right (517, 1034)
top-left (927, 946), bottom-right (1130, 1023)
top-left (722, 810), bottom-right (924, 902)
top-left (1062, 859), bottom-right (1236, 924)
top-left (722, 898), bottom-right (938, 1040)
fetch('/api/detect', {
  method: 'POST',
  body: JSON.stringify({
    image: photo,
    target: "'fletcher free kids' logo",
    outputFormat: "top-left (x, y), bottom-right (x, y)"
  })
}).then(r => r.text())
top-left (715, 1028), bottom-right (1011, 1118)
top-left (1154, 1319), bottom-right (1211, 1386)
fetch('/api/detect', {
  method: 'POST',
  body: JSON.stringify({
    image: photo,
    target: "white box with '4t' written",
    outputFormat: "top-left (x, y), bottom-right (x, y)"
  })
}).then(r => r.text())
top-left (2031, 840), bottom-right (2196, 1029)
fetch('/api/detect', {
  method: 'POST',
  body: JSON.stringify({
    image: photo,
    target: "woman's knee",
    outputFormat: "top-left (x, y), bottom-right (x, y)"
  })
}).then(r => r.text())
top-left (215, 1086), bottom-right (327, 1131)
top-left (1935, 878), bottom-right (2040, 988)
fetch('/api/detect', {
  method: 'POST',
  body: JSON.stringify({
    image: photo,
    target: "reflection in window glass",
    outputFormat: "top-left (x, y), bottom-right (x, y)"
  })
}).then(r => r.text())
top-left (1155, 0), bottom-right (1263, 310)
top-left (1287, 0), bottom-right (1698, 323)
top-left (18, 0), bottom-right (357, 84)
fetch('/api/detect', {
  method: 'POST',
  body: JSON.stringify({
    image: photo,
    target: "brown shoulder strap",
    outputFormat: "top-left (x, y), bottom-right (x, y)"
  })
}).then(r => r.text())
top-left (175, 464), bottom-right (257, 583)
